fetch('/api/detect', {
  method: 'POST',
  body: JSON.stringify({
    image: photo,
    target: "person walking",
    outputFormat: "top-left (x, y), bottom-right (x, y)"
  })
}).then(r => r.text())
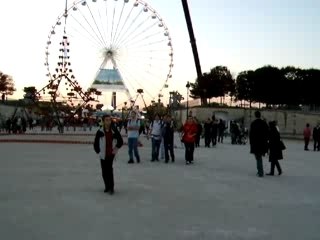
top-left (249, 111), bottom-right (269, 177)
top-left (303, 123), bottom-right (312, 151)
top-left (266, 121), bottom-right (283, 176)
top-left (127, 111), bottom-right (141, 163)
top-left (181, 116), bottom-right (198, 165)
top-left (94, 114), bottom-right (123, 194)
top-left (163, 114), bottom-right (175, 163)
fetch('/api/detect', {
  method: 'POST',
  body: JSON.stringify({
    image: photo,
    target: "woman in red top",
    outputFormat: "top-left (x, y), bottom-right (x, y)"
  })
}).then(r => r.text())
top-left (181, 116), bottom-right (198, 164)
top-left (303, 123), bottom-right (312, 151)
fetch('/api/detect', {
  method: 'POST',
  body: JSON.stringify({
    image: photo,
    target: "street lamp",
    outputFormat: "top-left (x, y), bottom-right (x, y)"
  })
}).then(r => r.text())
top-left (186, 81), bottom-right (190, 118)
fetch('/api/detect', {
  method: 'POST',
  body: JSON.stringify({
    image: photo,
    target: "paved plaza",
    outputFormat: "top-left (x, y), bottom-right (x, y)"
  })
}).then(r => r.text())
top-left (0, 133), bottom-right (319, 240)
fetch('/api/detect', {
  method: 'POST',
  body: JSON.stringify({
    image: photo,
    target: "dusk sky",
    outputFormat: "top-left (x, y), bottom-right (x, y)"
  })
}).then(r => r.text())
top-left (0, 0), bottom-right (319, 106)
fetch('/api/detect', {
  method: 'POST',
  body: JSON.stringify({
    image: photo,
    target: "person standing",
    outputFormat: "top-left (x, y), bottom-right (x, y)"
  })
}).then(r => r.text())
top-left (313, 124), bottom-right (320, 151)
top-left (148, 114), bottom-right (163, 161)
top-left (249, 111), bottom-right (269, 177)
top-left (211, 119), bottom-right (218, 146)
top-left (163, 114), bottom-right (175, 163)
top-left (303, 123), bottom-right (312, 151)
top-left (266, 121), bottom-right (283, 176)
top-left (217, 119), bottom-right (226, 143)
top-left (127, 111), bottom-right (141, 164)
top-left (203, 118), bottom-right (212, 147)
top-left (94, 114), bottom-right (123, 194)
top-left (181, 116), bottom-right (198, 165)
top-left (194, 117), bottom-right (202, 147)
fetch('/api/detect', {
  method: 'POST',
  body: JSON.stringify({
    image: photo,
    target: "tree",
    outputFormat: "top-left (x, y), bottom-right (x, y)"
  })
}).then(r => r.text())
top-left (251, 65), bottom-right (285, 106)
top-left (300, 68), bottom-right (320, 105)
top-left (280, 66), bottom-right (303, 106)
top-left (23, 86), bottom-right (40, 103)
top-left (206, 66), bottom-right (235, 104)
top-left (190, 66), bottom-right (235, 105)
top-left (235, 70), bottom-right (255, 107)
top-left (0, 71), bottom-right (16, 98)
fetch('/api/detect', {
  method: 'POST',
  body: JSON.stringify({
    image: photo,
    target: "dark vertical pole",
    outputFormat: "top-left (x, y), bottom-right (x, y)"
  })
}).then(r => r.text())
top-left (181, 0), bottom-right (203, 79)
top-left (186, 88), bottom-right (189, 118)
top-left (186, 81), bottom-right (190, 118)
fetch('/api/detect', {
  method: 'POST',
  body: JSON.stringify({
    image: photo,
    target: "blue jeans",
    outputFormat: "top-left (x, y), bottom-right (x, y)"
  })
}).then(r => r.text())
top-left (255, 154), bottom-right (264, 176)
top-left (151, 138), bottom-right (161, 160)
top-left (128, 138), bottom-right (140, 161)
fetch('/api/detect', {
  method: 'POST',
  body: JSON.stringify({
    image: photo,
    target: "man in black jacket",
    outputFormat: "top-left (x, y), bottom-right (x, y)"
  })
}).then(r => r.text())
top-left (249, 111), bottom-right (269, 177)
top-left (313, 124), bottom-right (320, 151)
top-left (94, 115), bottom-right (123, 194)
top-left (162, 115), bottom-right (175, 163)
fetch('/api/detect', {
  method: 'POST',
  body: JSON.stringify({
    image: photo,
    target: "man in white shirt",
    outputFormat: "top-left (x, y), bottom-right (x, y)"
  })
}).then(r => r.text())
top-left (148, 114), bottom-right (163, 161)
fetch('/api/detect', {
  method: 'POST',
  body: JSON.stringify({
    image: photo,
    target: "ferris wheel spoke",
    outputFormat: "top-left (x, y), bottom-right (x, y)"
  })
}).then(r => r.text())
top-left (112, 63), bottom-right (136, 96)
top-left (119, 21), bottom-right (159, 48)
top-left (68, 16), bottom-right (104, 49)
top-left (116, 59), bottom-right (155, 99)
top-left (75, 7), bottom-right (106, 47)
top-left (112, 4), bottom-right (135, 47)
top-left (85, 4), bottom-right (108, 47)
top-left (115, 55), bottom-right (165, 99)
top-left (122, 30), bottom-right (166, 50)
top-left (114, 15), bottom-right (151, 49)
top-left (122, 49), bottom-right (169, 64)
top-left (97, 7), bottom-right (108, 47)
top-left (113, 8), bottom-right (144, 48)
top-left (104, 0), bottom-right (109, 42)
top-left (110, 3), bottom-right (117, 45)
top-left (111, 1), bottom-right (126, 45)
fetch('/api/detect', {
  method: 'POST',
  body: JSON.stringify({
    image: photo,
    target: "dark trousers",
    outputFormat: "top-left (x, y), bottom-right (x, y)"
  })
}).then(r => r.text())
top-left (184, 142), bottom-right (195, 163)
top-left (204, 134), bottom-right (211, 147)
top-left (269, 159), bottom-right (282, 174)
top-left (100, 155), bottom-right (115, 191)
top-left (304, 137), bottom-right (310, 150)
top-left (211, 135), bottom-right (217, 146)
top-left (255, 154), bottom-right (264, 176)
top-left (195, 135), bottom-right (201, 147)
top-left (314, 139), bottom-right (320, 151)
top-left (164, 141), bottom-right (175, 162)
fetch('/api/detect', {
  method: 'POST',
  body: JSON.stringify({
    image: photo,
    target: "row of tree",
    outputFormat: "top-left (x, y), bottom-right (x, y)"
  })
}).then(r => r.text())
top-left (3, 65), bottom-right (320, 108)
top-left (190, 66), bottom-right (320, 107)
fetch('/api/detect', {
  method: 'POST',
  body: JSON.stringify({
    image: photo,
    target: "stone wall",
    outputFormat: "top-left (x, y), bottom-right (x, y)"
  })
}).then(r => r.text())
top-left (0, 104), bottom-right (15, 120)
top-left (0, 104), bottom-right (27, 123)
top-left (174, 107), bottom-right (320, 136)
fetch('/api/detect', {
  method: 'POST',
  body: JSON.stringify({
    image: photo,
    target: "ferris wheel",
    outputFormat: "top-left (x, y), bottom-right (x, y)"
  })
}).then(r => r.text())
top-left (44, 0), bottom-right (174, 109)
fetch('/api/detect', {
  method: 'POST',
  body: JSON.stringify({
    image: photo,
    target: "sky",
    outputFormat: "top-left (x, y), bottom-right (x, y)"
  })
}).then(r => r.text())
top-left (0, 0), bottom-right (319, 107)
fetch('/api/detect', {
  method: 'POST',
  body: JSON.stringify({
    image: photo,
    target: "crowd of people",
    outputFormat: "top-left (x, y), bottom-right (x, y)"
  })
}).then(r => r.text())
top-left (94, 110), bottom-right (288, 194)
top-left (2, 109), bottom-right (319, 193)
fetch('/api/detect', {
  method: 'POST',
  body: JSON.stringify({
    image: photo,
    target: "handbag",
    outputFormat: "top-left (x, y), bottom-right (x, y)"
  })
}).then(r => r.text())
top-left (279, 140), bottom-right (286, 150)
